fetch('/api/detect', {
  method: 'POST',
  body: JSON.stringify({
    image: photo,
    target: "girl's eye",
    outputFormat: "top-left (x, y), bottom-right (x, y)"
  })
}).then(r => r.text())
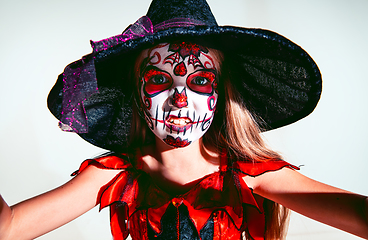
top-left (192, 77), bottom-right (209, 86)
top-left (150, 75), bottom-right (168, 84)
top-left (186, 70), bottom-right (216, 95)
top-left (142, 67), bottom-right (172, 97)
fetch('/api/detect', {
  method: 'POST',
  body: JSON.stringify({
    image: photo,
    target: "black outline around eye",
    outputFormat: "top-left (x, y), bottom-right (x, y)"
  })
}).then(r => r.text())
top-left (186, 70), bottom-right (217, 96)
top-left (142, 66), bottom-right (173, 98)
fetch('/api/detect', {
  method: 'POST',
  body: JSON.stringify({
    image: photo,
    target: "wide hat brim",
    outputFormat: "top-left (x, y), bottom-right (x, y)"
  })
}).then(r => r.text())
top-left (48, 14), bottom-right (321, 153)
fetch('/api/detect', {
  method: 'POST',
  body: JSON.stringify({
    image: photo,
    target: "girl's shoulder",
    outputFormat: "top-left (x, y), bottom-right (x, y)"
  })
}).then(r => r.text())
top-left (71, 152), bottom-right (134, 176)
top-left (231, 158), bottom-right (300, 177)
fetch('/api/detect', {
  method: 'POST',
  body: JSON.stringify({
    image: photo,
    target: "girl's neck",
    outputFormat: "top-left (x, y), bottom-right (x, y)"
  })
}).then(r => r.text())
top-left (154, 137), bottom-right (219, 168)
top-left (139, 137), bottom-right (220, 194)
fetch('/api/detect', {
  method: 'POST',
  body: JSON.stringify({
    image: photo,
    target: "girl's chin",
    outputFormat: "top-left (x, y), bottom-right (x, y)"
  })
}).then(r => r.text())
top-left (153, 133), bottom-right (204, 149)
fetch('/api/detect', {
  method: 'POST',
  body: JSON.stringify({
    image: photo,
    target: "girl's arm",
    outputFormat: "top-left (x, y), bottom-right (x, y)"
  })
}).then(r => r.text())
top-left (0, 166), bottom-right (121, 240)
top-left (245, 168), bottom-right (368, 239)
top-left (0, 195), bottom-right (12, 240)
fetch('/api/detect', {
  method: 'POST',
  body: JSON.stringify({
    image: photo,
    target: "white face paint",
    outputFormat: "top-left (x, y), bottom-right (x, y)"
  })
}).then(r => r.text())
top-left (138, 42), bottom-right (219, 148)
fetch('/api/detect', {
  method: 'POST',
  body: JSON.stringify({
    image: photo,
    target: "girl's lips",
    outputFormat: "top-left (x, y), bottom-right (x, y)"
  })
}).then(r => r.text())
top-left (165, 116), bottom-right (193, 132)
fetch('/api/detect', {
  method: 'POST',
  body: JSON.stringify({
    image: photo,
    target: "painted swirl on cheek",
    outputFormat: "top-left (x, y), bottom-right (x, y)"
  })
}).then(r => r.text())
top-left (207, 95), bottom-right (216, 111)
top-left (143, 96), bottom-right (152, 110)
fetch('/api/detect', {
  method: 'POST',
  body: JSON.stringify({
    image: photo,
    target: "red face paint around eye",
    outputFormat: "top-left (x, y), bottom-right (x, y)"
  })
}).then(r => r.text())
top-left (143, 67), bottom-right (173, 97)
top-left (186, 70), bottom-right (217, 95)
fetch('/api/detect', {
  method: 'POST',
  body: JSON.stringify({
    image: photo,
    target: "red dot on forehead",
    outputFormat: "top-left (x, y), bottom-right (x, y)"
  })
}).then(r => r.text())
top-left (174, 62), bottom-right (187, 76)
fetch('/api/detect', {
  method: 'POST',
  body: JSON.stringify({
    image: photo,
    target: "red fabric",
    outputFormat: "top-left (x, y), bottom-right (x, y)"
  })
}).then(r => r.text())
top-left (234, 159), bottom-right (299, 177)
top-left (244, 195), bottom-right (266, 240)
top-left (74, 153), bottom-right (298, 239)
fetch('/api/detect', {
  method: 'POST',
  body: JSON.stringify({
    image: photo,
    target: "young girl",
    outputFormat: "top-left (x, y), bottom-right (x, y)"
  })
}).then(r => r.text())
top-left (1, 0), bottom-right (367, 239)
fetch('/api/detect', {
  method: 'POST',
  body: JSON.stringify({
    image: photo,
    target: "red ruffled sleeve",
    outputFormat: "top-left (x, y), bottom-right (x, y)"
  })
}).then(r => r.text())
top-left (233, 159), bottom-right (300, 177)
top-left (71, 153), bottom-right (132, 176)
top-left (72, 153), bottom-right (136, 239)
top-left (232, 158), bottom-right (300, 240)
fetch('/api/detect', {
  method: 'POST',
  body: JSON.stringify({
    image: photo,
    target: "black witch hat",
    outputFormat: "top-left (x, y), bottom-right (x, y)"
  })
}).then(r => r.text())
top-left (47, 0), bottom-right (322, 152)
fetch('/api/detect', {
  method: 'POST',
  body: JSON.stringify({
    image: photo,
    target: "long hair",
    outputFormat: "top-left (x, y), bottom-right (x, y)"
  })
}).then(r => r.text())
top-left (129, 44), bottom-right (290, 239)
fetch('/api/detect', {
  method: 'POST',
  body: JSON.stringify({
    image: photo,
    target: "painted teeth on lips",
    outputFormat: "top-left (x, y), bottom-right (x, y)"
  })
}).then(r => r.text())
top-left (166, 117), bottom-right (192, 126)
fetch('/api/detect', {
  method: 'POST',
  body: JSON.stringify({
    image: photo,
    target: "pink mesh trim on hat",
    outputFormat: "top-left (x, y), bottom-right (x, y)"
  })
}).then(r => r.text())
top-left (153, 18), bottom-right (205, 32)
top-left (91, 16), bottom-right (154, 53)
top-left (60, 16), bottom-right (154, 133)
top-left (60, 55), bottom-right (97, 133)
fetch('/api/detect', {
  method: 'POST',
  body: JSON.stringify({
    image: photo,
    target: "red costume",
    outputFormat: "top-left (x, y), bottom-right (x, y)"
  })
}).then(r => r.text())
top-left (73, 153), bottom-right (298, 240)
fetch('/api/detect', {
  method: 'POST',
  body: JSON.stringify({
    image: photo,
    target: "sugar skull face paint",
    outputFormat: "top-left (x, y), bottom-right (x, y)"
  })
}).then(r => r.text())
top-left (138, 42), bottom-right (219, 148)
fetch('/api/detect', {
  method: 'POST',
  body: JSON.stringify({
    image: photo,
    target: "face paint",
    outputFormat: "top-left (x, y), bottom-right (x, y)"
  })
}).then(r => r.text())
top-left (139, 42), bottom-right (219, 148)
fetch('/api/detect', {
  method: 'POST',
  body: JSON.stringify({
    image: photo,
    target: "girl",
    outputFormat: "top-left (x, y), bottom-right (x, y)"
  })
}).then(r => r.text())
top-left (0, 0), bottom-right (367, 239)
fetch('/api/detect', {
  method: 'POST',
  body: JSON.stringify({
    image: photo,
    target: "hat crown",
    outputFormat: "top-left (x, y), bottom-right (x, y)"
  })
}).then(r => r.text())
top-left (146, 0), bottom-right (218, 27)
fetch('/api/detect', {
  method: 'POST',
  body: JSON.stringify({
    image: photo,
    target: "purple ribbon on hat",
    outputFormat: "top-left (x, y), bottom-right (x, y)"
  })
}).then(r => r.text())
top-left (91, 16), bottom-right (154, 53)
top-left (153, 17), bottom-right (205, 31)
top-left (60, 16), bottom-right (154, 133)
top-left (60, 55), bottom-right (97, 133)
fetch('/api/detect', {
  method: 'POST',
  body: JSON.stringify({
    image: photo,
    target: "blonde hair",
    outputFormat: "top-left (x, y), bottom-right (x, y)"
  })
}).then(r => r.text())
top-left (129, 43), bottom-right (290, 240)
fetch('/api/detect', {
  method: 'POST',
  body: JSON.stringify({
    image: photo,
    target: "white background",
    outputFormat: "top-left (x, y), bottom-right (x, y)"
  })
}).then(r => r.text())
top-left (0, 0), bottom-right (367, 239)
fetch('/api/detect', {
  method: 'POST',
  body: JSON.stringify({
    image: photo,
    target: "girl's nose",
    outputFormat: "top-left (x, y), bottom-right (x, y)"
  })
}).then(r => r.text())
top-left (171, 88), bottom-right (188, 108)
